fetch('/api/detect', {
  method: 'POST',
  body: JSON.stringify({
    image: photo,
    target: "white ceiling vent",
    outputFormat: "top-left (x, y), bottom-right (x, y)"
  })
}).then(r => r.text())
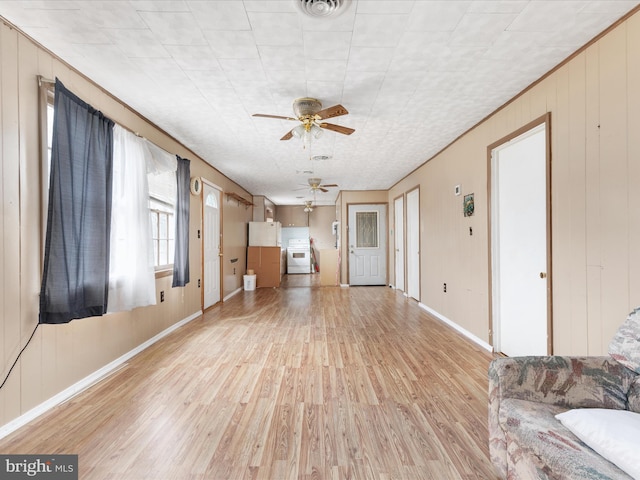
top-left (295, 0), bottom-right (350, 18)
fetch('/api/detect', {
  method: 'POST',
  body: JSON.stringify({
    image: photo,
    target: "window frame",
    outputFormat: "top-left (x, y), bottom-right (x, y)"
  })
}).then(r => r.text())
top-left (39, 78), bottom-right (55, 264)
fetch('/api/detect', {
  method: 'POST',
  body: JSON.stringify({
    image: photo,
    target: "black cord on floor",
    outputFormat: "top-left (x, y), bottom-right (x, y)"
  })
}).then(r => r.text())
top-left (0, 323), bottom-right (40, 391)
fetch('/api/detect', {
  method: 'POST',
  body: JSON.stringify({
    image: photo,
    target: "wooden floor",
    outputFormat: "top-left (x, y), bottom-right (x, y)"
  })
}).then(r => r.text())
top-left (0, 275), bottom-right (499, 479)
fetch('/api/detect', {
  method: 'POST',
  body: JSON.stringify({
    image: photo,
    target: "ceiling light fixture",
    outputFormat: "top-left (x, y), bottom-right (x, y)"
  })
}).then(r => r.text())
top-left (291, 122), bottom-right (323, 149)
top-left (303, 200), bottom-right (314, 212)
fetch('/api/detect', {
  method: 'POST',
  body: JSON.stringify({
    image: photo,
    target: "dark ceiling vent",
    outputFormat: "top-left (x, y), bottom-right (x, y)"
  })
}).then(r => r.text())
top-left (295, 0), bottom-right (350, 18)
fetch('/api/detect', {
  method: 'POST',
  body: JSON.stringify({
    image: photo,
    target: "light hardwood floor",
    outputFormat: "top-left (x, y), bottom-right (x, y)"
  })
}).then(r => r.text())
top-left (0, 276), bottom-right (499, 479)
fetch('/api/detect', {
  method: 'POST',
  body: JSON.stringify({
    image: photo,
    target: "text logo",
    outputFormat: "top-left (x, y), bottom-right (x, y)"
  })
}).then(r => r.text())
top-left (0, 455), bottom-right (77, 479)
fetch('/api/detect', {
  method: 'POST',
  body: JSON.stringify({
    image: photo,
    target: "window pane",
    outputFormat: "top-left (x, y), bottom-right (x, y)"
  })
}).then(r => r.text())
top-left (168, 214), bottom-right (175, 241)
top-left (153, 242), bottom-right (159, 266)
top-left (356, 211), bottom-right (378, 248)
top-left (159, 213), bottom-right (168, 240)
top-left (159, 239), bottom-right (168, 266)
top-left (148, 168), bottom-right (176, 269)
top-left (148, 170), bottom-right (176, 206)
top-left (47, 103), bottom-right (54, 174)
top-left (168, 239), bottom-right (175, 265)
top-left (150, 212), bottom-right (158, 239)
top-left (205, 192), bottom-right (218, 208)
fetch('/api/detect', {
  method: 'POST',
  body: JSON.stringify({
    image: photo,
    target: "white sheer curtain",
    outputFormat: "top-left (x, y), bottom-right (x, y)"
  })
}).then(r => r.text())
top-left (146, 141), bottom-right (176, 175)
top-left (107, 125), bottom-right (156, 313)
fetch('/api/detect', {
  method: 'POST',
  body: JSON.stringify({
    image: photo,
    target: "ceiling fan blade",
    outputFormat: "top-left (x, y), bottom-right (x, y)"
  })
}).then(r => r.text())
top-left (319, 187), bottom-right (329, 193)
top-left (319, 123), bottom-right (355, 135)
top-left (321, 184), bottom-right (338, 188)
top-left (253, 113), bottom-right (298, 121)
top-left (280, 130), bottom-right (294, 140)
top-left (315, 104), bottom-right (349, 120)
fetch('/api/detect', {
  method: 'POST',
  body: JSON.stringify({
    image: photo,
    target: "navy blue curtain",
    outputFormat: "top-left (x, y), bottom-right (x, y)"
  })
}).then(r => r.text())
top-left (172, 155), bottom-right (190, 287)
top-left (39, 79), bottom-right (114, 324)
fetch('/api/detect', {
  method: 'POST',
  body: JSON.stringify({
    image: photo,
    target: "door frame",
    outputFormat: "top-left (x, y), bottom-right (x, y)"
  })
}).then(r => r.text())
top-left (201, 178), bottom-right (223, 310)
top-left (487, 113), bottom-right (553, 354)
top-left (394, 194), bottom-right (405, 292)
top-left (406, 187), bottom-right (420, 301)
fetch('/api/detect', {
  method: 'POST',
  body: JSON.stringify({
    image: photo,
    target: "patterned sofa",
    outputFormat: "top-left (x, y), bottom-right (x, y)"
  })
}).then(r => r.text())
top-left (488, 308), bottom-right (640, 480)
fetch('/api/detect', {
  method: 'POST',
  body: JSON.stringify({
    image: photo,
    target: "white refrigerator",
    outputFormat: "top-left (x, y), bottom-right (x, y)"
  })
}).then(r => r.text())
top-left (248, 221), bottom-right (282, 247)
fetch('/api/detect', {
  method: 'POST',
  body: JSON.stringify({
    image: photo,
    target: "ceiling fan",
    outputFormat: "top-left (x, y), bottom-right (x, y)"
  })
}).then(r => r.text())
top-left (304, 177), bottom-right (338, 193)
top-left (253, 97), bottom-right (355, 141)
top-left (303, 201), bottom-right (314, 213)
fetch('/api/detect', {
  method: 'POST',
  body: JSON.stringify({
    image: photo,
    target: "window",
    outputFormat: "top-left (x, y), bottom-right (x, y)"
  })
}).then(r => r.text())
top-left (40, 81), bottom-right (55, 258)
top-left (148, 169), bottom-right (176, 270)
top-left (149, 199), bottom-right (175, 268)
top-left (40, 77), bottom-right (177, 273)
top-left (355, 211), bottom-right (379, 248)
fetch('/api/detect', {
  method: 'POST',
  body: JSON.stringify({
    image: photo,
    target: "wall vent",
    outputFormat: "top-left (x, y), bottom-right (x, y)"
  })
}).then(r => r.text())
top-left (295, 0), bottom-right (350, 18)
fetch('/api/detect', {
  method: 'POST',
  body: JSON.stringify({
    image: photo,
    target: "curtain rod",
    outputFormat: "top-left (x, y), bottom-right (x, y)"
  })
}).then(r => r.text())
top-left (37, 74), bottom-right (176, 158)
top-left (38, 75), bottom-right (55, 87)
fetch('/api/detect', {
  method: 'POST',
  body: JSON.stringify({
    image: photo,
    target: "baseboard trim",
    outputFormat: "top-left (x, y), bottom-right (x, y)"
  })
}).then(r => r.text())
top-left (418, 303), bottom-right (493, 352)
top-left (0, 310), bottom-right (203, 440)
top-left (223, 287), bottom-right (242, 302)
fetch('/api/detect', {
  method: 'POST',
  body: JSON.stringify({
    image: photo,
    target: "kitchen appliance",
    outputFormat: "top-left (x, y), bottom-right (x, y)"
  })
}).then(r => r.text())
top-left (248, 221), bottom-right (281, 246)
top-left (287, 238), bottom-right (311, 274)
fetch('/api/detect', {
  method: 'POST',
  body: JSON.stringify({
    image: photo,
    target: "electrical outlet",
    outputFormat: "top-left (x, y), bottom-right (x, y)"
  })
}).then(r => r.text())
top-left (160, 291), bottom-right (165, 302)
top-left (233, 267), bottom-right (236, 275)
top-left (443, 283), bottom-right (447, 293)
top-left (198, 279), bottom-right (201, 288)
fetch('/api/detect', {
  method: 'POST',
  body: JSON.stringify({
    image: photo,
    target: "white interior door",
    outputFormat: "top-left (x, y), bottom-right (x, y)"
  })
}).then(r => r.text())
top-left (491, 123), bottom-right (549, 356)
top-left (394, 196), bottom-right (405, 292)
top-left (203, 183), bottom-right (221, 309)
top-left (348, 204), bottom-right (387, 285)
top-left (406, 188), bottom-right (420, 301)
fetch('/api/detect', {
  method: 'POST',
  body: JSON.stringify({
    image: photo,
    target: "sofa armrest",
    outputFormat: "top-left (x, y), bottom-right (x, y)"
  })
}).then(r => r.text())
top-left (489, 356), bottom-right (633, 409)
top-left (488, 355), bottom-right (634, 478)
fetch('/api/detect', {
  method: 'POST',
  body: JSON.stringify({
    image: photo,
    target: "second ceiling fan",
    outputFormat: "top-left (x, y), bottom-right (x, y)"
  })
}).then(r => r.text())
top-left (253, 97), bottom-right (355, 141)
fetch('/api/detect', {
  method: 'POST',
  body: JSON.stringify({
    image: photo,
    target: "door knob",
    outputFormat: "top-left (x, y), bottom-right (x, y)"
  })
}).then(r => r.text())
top-left (539, 272), bottom-right (547, 278)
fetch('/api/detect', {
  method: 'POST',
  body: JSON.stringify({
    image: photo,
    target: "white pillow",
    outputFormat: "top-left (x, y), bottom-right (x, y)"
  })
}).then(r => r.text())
top-left (556, 408), bottom-right (640, 479)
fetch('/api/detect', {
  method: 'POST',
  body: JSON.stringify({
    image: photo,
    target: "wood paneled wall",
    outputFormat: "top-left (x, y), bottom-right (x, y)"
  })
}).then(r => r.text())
top-left (0, 21), bottom-right (252, 429)
top-left (388, 11), bottom-right (640, 356)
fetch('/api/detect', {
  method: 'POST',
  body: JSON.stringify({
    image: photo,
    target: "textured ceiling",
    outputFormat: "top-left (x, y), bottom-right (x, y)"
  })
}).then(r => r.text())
top-left (1, 0), bottom-right (638, 205)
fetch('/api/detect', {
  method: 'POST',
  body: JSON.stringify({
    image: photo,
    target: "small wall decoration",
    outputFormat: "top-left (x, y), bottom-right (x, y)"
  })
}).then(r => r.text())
top-left (189, 176), bottom-right (202, 195)
top-left (464, 193), bottom-right (474, 217)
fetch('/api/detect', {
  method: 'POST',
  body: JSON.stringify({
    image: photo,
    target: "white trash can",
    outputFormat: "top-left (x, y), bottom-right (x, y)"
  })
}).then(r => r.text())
top-left (243, 274), bottom-right (256, 291)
